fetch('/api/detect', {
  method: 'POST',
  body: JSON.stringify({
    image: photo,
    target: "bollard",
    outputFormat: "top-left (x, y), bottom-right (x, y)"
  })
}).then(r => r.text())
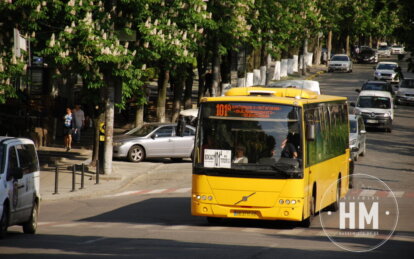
top-left (71, 164), bottom-right (76, 192)
top-left (96, 161), bottom-right (100, 185)
top-left (80, 163), bottom-right (85, 189)
top-left (53, 166), bottom-right (59, 194)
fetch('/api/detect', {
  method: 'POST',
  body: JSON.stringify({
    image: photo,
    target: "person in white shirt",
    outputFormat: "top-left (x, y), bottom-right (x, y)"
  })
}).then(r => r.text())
top-left (233, 146), bottom-right (248, 164)
top-left (72, 104), bottom-right (85, 143)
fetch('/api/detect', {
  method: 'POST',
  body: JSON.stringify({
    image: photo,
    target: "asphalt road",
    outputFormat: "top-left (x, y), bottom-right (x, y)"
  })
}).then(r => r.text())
top-left (1, 56), bottom-right (413, 258)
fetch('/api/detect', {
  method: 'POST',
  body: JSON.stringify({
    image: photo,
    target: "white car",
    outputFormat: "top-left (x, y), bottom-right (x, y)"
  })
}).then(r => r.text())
top-left (0, 137), bottom-right (40, 238)
top-left (373, 62), bottom-right (401, 83)
top-left (353, 90), bottom-right (394, 132)
top-left (348, 115), bottom-right (367, 161)
top-left (328, 54), bottom-right (353, 73)
top-left (268, 80), bottom-right (321, 94)
top-left (377, 46), bottom-right (391, 57)
top-left (390, 45), bottom-right (404, 55)
top-left (396, 78), bottom-right (414, 105)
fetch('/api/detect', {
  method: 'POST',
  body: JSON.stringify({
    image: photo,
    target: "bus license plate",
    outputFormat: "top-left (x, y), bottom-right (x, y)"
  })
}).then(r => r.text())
top-left (367, 119), bottom-right (378, 123)
top-left (233, 211), bottom-right (257, 217)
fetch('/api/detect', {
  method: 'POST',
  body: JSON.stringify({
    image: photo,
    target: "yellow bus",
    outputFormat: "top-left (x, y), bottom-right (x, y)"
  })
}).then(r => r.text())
top-left (191, 87), bottom-right (350, 226)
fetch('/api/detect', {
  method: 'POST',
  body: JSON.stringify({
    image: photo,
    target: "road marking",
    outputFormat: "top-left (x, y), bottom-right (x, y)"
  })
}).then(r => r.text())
top-left (131, 224), bottom-right (161, 229)
top-left (277, 228), bottom-right (304, 235)
top-left (174, 187), bottom-right (191, 193)
top-left (165, 225), bottom-right (189, 230)
top-left (205, 226), bottom-right (226, 231)
top-left (38, 221), bottom-right (57, 226)
top-left (389, 191), bottom-right (404, 198)
top-left (54, 223), bottom-right (84, 228)
top-left (82, 237), bottom-right (107, 244)
top-left (147, 188), bottom-right (167, 194)
top-left (359, 190), bottom-right (377, 197)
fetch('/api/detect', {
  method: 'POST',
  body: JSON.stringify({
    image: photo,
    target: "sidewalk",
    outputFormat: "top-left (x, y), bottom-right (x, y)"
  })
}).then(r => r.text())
top-left (38, 146), bottom-right (161, 201)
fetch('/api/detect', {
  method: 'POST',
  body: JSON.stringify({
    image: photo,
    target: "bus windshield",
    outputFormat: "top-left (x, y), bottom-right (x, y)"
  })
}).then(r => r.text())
top-left (194, 102), bottom-right (302, 179)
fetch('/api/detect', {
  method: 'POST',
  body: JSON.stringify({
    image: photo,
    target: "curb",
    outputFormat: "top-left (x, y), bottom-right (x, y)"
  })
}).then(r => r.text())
top-left (306, 69), bottom-right (326, 80)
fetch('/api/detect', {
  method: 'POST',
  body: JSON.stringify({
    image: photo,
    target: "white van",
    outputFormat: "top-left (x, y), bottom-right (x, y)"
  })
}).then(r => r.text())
top-left (352, 90), bottom-right (394, 132)
top-left (0, 137), bottom-right (40, 238)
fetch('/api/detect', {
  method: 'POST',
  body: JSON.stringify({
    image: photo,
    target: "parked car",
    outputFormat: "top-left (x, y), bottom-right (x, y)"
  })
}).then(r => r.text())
top-left (390, 45), bottom-right (405, 55)
top-left (356, 48), bottom-right (378, 64)
top-left (396, 78), bottom-right (414, 105)
top-left (113, 123), bottom-right (196, 162)
top-left (352, 90), bottom-right (394, 132)
top-left (348, 115), bottom-right (367, 161)
top-left (373, 62), bottom-right (402, 83)
top-left (355, 81), bottom-right (395, 100)
top-left (377, 46), bottom-right (391, 57)
top-left (328, 54), bottom-right (353, 73)
top-left (0, 137), bottom-right (40, 238)
top-left (268, 80), bottom-right (321, 94)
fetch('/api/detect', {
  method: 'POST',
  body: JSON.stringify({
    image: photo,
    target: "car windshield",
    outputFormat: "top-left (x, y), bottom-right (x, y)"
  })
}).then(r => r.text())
top-left (349, 120), bottom-right (357, 133)
top-left (379, 46), bottom-right (388, 50)
top-left (331, 56), bottom-right (349, 61)
top-left (194, 102), bottom-right (302, 179)
top-left (400, 79), bottom-right (414, 89)
top-left (127, 124), bottom-right (159, 137)
top-left (393, 46), bottom-right (402, 48)
top-left (377, 64), bottom-right (397, 70)
top-left (357, 96), bottom-right (391, 109)
top-left (362, 84), bottom-right (387, 91)
top-left (361, 50), bottom-right (374, 55)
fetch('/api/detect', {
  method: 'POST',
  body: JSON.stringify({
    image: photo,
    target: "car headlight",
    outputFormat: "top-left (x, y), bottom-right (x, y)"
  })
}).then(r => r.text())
top-left (354, 108), bottom-right (361, 115)
top-left (113, 142), bottom-right (123, 147)
top-left (350, 139), bottom-right (357, 146)
top-left (375, 72), bottom-right (381, 76)
top-left (383, 112), bottom-right (391, 117)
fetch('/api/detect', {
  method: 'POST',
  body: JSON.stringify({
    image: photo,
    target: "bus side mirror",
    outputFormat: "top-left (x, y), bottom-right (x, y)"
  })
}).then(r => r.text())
top-left (306, 124), bottom-right (315, 141)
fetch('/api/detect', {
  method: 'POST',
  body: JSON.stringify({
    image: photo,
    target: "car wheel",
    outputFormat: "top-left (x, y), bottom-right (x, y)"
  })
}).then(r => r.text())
top-left (171, 158), bottom-right (183, 162)
top-left (0, 204), bottom-right (9, 238)
top-left (127, 145), bottom-right (145, 162)
top-left (23, 202), bottom-right (38, 234)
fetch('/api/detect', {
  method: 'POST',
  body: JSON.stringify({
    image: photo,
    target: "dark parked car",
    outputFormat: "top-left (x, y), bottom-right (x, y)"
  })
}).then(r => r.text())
top-left (356, 81), bottom-right (395, 99)
top-left (356, 48), bottom-right (378, 64)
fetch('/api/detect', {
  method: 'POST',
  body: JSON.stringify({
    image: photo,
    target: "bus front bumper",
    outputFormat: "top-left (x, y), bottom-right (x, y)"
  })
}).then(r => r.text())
top-left (191, 200), bottom-right (304, 222)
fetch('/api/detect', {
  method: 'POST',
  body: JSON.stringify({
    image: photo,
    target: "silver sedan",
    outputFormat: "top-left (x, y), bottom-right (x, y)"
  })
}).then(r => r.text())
top-left (113, 123), bottom-right (195, 162)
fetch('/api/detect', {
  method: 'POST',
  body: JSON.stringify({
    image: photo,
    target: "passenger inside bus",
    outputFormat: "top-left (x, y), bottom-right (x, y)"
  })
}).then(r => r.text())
top-left (233, 146), bottom-right (248, 163)
top-left (281, 132), bottom-right (299, 159)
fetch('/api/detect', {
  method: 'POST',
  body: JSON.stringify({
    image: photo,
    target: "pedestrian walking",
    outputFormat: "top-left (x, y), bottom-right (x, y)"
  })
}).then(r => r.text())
top-left (63, 107), bottom-right (74, 151)
top-left (72, 104), bottom-right (85, 143)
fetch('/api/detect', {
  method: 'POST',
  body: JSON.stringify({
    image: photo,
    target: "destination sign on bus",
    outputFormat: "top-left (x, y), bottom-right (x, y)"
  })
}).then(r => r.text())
top-left (215, 103), bottom-right (281, 119)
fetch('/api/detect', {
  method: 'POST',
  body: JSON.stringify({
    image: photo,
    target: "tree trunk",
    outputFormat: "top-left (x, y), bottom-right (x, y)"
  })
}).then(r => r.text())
top-left (171, 68), bottom-right (185, 123)
top-left (184, 65), bottom-right (194, 109)
top-left (327, 31), bottom-right (333, 62)
top-left (103, 76), bottom-right (115, 175)
top-left (346, 34), bottom-right (350, 56)
top-left (301, 39), bottom-right (308, 76)
top-left (134, 104), bottom-right (144, 128)
top-left (156, 68), bottom-right (169, 122)
top-left (91, 111), bottom-right (105, 167)
top-left (197, 54), bottom-right (207, 103)
top-left (220, 52), bottom-right (232, 85)
top-left (211, 37), bottom-right (221, 97)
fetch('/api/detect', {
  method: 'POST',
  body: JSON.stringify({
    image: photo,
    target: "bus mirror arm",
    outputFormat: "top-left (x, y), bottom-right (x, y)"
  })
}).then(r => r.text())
top-left (306, 124), bottom-right (315, 141)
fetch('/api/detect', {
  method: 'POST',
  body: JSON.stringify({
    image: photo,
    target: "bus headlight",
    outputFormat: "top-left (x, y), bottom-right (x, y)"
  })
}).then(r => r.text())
top-left (291, 200), bottom-right (296, 205)
top-left (285, 200), bottom-right (290, 205)
top-left (279, 199), bottom-right (284, 204)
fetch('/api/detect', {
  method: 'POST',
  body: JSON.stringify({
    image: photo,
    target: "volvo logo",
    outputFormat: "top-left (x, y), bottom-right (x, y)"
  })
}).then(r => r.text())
top-left (234, 192), bottom-right (256, 205)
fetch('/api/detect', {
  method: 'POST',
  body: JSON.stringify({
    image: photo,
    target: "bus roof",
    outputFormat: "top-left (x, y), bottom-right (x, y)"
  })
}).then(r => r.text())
top-left (202, 87), bottom-right (347, 106)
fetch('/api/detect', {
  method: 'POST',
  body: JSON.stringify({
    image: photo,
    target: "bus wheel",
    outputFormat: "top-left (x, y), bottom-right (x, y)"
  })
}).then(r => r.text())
top-left (300, 195), bottom-right (315, 228)
top-left (329, 179), bottom-right (341, 212)
top-left (206, 217), bottom-right (222, 224)
top-left (0, 204), bottom-right (9, 238)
